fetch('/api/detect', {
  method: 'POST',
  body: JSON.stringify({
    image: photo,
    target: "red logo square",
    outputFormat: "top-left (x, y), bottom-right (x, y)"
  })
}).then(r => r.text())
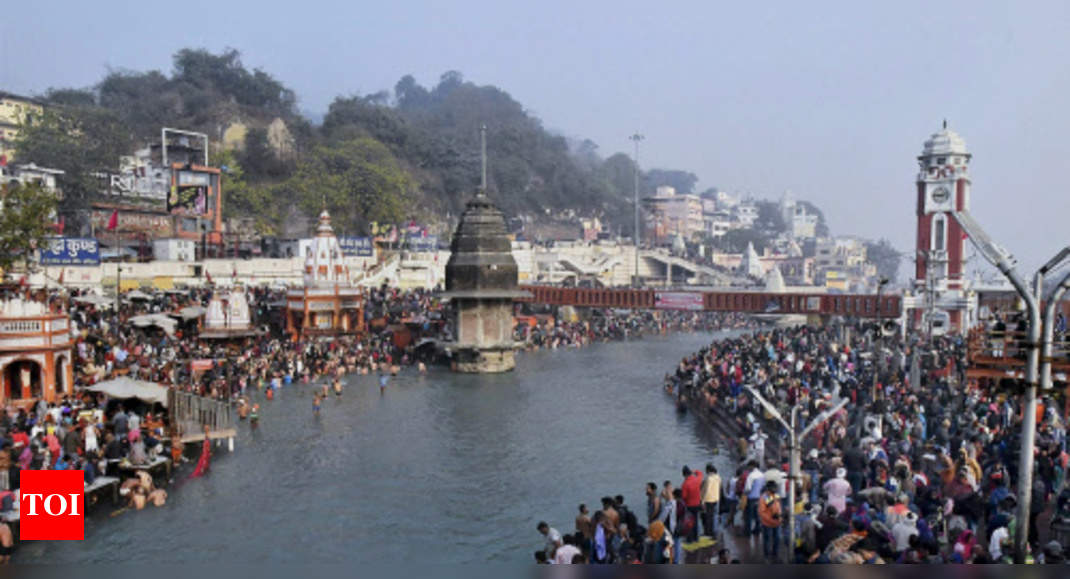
top-left (19, 470), bottom-right (84, 540)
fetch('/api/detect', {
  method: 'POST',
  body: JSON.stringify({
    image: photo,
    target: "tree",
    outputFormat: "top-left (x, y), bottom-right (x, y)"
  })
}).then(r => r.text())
top-left (865, 238), bottom-right (902, 283)
top-left (215, 149), bottom-right (279, 234)
top-left (281, 137), bottom-right (414, 233)
top-left (645, 168), bottom-right (698, 196)
top-left (0, 183), bottom-right (58, 274)
top-left (15, 107), bottom-right (132, 235)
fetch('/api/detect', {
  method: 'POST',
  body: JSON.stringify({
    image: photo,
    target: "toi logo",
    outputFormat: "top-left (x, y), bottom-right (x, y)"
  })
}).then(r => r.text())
top-left (19, 470), bottom-right (84, 540)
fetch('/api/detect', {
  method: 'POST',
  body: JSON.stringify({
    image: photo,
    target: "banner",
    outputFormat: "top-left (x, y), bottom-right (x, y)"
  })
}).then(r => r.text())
top-left (406, 234), bottom-right (438, 252)
top-left (339, 237), bottom-right (374, 257)
top-left (40, 238), bottom-right (101, 266)
top-left (654, 291), bottom-right (704, 311)
top-left (168, 170), bottom-right (211, 215)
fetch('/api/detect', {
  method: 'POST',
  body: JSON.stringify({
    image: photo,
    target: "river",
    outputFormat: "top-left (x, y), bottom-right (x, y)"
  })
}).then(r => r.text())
top-left (19, 331), bottom-right (737, 564)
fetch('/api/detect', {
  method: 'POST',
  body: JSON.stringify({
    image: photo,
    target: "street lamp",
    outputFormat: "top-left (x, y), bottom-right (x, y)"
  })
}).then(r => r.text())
top-left (746, 385), bottom-right (848, 563)
top-left (629, 133), bottom-right (644, 287)
top-left (872, 277), bottom-right (890, 400)
top-left (952, 210), bottom-right (1070, 562)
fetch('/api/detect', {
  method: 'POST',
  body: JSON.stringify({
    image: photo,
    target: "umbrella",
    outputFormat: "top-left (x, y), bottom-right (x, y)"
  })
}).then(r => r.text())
top-left (124, 289), bottom-right (153, 301)
top-left (84, 376), bottom-right (168, 407)
top-left (128, 313), bottom-right (177, 336)
top-left (72, 294), bottom-right (113, 308)
top-left (169, 305), bottom-right (207, 321)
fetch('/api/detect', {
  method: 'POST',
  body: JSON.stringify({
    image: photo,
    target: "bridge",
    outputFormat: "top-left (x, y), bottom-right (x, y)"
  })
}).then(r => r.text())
top-left (517, 285), bottom-right (901, 318)
top-left (639, 250), bottom-right (741, 285)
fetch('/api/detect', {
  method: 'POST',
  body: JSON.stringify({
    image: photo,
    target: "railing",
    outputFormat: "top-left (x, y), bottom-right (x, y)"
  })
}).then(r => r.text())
top-left (0, 320), bottom-right (43, 334)
top-left (516, 285), bottom-right (901, 318)
top-left (168, 390), bottom-right (233, 436)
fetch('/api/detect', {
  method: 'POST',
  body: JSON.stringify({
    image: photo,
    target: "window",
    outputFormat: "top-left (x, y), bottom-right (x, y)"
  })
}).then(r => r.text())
top-left (937, 157), bottom-right (946, 165)
top-left (932, 214), bottom-right (946, 252)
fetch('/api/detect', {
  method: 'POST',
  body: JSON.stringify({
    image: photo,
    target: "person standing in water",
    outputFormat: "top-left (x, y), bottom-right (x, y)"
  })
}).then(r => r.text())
top-left (313, 393), bottom-right (322, 415)
top-left (250, 404), bottom-right (260, 428)
top-left (333, 378), bottom-right (343, 396)
top-left (379, 373), bottom-right (389, 395)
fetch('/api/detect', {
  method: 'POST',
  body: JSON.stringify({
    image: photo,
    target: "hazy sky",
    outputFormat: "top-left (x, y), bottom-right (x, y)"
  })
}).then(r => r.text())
top-left (4, 0), bottom-right (1068, 275)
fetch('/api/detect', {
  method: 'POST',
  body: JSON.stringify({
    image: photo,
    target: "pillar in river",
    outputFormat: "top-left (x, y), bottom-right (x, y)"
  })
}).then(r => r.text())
top-left (442, 192), bottom-right (529, 373)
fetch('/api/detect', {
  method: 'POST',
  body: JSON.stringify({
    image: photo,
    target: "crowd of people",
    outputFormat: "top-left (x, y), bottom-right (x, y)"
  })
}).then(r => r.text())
top-left (516, 310), bottom-right (756, 350)
top-left (538, 322), bottom-right (1070, 564)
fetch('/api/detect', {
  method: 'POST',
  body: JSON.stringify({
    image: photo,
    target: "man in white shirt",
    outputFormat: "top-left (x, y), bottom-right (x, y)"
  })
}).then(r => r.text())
top-left (537, 521), bottom-right (562, 560)
top-left (553, 535), bottom-right (582, 564)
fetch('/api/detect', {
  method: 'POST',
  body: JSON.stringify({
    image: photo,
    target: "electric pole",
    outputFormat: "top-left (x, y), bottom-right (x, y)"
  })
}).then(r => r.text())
top-left (629, 133), bottom-right (644, 287)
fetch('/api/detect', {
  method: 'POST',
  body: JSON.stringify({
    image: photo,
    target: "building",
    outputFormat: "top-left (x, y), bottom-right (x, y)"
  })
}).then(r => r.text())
top-left (911, 122), bottom-right (974, 333)
top-left (284, 209), bottom-right (364, 339)
top-left (0, 92), bottom-right (44, 164)
top-left (814, 237), bottom-right (876, 291)
top-left (93, 131), bottom-right (223, 251)
top-left (443, 191), bottom-right (529, 373)
top-left (0, 298), bottom-right (73, 406)
top-left (152, 238), bottom-right (196, 261)
top-left (201, 285), bottom-right (257, 339)
top-left (734, 201), bottom-right (758, 228)
top-left (643, 186), bottom-right (704, 244)
top-left (778, 190), bottom-right (819, 239)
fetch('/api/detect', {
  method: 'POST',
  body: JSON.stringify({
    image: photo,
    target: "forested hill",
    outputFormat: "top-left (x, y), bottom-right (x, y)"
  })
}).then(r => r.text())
top-left (18, 48), bottom-right (664, 236)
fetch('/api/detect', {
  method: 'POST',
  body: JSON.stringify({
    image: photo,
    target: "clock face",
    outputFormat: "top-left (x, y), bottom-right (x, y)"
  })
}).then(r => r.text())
top-left (931, 187), bottom-right (950, 204)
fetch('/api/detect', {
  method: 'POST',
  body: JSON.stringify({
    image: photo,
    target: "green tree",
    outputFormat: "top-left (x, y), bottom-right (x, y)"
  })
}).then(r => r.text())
top-left (281, 137), bottom-right (414, 233)
top-left (0, 183), bottom-right (59, 273)
top-left (865, 238), bottom-right (901, 282)
top-left (15, 107), bottom-right (133, 234)
top-left (215, 149), bottom-right (279, 234)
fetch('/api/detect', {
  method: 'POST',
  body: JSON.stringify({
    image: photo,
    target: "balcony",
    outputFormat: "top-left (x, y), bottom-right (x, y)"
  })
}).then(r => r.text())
top-left (0, 314), bottom-right (71, 351)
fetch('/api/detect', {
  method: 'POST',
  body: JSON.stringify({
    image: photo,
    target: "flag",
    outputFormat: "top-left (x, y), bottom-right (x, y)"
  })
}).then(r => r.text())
top-left (106, 210), bottom-right (119, 231)
top-left (206, 270), bottom-right (213, 285)
top-left (58, 269), bottom-right (65, 284)
top-left (55, 215), bottom-right (65, 235)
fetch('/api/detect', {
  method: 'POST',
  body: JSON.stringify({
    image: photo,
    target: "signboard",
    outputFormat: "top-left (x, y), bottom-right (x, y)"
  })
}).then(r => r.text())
top-left (654, 292), bottom-right (704, 311)
top-left (339, 237), bottom-right (374, 257)
top-left (406, 234), bottom-right (438, 252)
top-left (167, 170), bottom-right (212, 215)
top-left (39, 238), bottom-right (100, 266)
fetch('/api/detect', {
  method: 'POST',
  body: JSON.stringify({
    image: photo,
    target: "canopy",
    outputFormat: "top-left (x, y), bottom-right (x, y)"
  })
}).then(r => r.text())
top-left (169, 305), bottom-right (207, 321)
top-left (85, 377), bottom-right (169, 407)
top-left (72, 294), bottom-right (113, 308)
top-left (124, 289), bottom-right (153, 301)
top-left (128, 313), bottom-right (177, 336)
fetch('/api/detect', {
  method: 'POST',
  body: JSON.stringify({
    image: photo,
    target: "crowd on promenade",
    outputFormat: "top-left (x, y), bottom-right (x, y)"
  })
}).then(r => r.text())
top-left (516, 311), bottom-right (756, 350)
top-left (537, 323), bottom-right (1070, 564)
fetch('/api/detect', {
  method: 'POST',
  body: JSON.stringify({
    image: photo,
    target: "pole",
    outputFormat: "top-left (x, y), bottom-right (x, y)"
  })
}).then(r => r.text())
top-left (114, 223), bottom-right (121, 312)
top-left (1041, 270), bottom-right (1070, 390)
top-left (787, 406), bottom-right (797, 564)
top-left (1009, 268), bottom-right (1041, 562)
top-left (481, 125), bottom-right (487, 192)
top-left (747, 385), bottom-right (847, 564)
top-left (630, 133), bottom-right (644, 286)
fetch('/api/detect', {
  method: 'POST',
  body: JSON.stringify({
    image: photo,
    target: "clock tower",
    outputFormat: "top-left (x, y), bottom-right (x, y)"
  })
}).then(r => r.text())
top-left (914, 121), bottom-right (971, 331)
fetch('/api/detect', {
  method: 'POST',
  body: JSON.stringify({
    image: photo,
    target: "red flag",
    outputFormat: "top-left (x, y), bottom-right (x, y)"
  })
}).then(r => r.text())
top-left (206, 270), bottom-right (213, 284)
top-left (55, 216), bottom-right (65, 235)
top-left (58, 269), bottom-right (65, 284)
top-left (106, 210), bottom-right (119, 231)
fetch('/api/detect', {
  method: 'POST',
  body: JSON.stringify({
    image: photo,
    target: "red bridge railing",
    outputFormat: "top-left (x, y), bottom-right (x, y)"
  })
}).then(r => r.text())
top-left (516, 285), bottom-right (900, 319)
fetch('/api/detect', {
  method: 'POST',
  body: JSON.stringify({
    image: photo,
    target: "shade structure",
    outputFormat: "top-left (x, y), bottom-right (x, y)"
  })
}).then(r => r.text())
top-left (84, 376), bottom-right (169, 407)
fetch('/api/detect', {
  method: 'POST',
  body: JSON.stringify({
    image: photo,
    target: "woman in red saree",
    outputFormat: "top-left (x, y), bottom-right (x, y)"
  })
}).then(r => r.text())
top-left (189, 426), bottom-right (211, 478)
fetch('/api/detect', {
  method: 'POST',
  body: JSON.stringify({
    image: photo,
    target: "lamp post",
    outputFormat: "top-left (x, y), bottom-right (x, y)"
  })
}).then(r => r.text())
top-left (746, 385), bottom-right (848, 563)
top-left (629, 133), bottom-right (644, 287)
top-left (952, 210), bottom-right (1070, 562)
top-left (872, 277), bottom-right (890, 401)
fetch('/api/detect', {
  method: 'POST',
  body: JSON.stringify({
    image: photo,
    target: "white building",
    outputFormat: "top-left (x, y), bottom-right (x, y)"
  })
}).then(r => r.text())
top-left (152, 238), bottom-right (196, 262)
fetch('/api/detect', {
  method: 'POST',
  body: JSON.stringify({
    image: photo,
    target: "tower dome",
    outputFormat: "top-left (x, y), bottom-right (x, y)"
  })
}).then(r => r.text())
top-left (920, 121), bottom-right (969, 158)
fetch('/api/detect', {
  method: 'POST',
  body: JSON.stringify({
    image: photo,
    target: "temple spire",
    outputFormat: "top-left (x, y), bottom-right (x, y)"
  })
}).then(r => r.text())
top-left (478, 123), bottom-right (487, 197)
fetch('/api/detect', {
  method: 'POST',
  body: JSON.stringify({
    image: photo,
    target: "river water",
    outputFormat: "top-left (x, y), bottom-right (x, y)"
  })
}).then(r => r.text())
top-left (20, 331), bottom-right (736, 564)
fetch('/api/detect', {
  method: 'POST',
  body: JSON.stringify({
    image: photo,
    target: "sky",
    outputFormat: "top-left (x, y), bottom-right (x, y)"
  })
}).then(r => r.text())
top-left (3, 0), bottom-right (1069, 276)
